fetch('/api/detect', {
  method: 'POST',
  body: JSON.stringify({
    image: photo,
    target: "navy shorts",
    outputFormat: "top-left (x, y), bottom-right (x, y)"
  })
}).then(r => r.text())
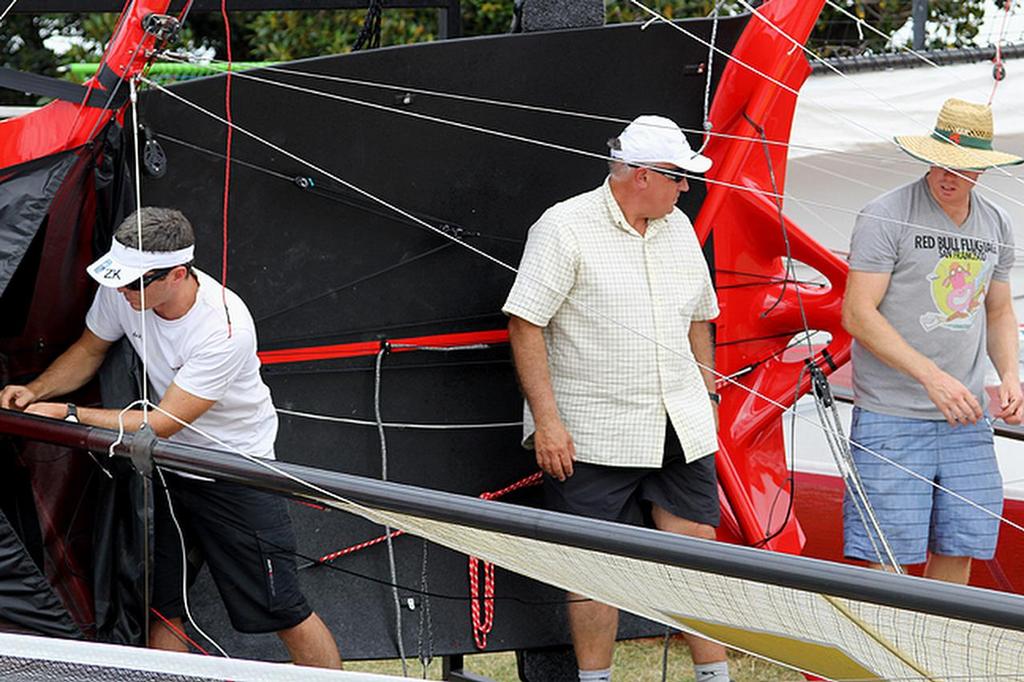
top-left (843, 407), bottom-right (1003, 565)
top-left (544, 423), bottom-right (720, 528)
top-left (152, 473), bottom-right (312, 634)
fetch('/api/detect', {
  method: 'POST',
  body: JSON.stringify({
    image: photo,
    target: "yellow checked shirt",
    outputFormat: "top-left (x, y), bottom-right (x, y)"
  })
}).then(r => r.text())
top-left (502, 179), bottom-right (720, 468)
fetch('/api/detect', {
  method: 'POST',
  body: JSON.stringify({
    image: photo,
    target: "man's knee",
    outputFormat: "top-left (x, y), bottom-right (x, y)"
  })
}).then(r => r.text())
top-left (651, 504), bottom-right (716, 539)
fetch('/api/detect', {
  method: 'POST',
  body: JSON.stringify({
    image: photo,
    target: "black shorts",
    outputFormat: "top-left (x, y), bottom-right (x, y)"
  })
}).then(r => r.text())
top-left (544, 423), bottom-right (720, 528)
top-left (152, 473), bottom-right (312, 634)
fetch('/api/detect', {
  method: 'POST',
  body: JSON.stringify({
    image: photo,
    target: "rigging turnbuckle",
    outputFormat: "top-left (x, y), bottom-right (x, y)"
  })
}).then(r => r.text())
top-left (142, 14), bottom-right (182, 43)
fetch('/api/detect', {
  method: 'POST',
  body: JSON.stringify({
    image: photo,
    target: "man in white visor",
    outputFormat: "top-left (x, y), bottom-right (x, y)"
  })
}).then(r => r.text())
top-left (0, 207), bottom-right (341, 669)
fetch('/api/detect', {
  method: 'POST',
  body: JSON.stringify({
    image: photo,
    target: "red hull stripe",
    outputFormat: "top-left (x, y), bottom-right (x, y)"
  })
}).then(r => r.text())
top-left (258, 329), bottom-right (510, 365)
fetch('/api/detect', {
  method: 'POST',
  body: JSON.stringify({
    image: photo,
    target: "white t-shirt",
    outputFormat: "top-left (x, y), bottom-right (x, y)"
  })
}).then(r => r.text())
top-left (86, 268), bottom-right (278, 459)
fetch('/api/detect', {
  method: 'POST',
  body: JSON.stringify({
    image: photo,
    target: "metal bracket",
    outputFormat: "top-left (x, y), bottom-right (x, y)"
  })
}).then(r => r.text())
top-left (142, 13), bottom-right (181, 42)
top-left (127, 423), bottom-right (157, 476)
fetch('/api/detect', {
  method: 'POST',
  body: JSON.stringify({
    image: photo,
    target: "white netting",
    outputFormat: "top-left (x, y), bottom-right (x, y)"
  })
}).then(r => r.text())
top-left (332, 501), bottom-right (1024, 681)
top-left (0, 632), bottom-right (398, 682)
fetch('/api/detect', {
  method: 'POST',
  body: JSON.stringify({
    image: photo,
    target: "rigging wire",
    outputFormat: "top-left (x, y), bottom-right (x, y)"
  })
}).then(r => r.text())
top-left (375, 346), bottom-right (409, 675)
top-left (0, 0), bottom-right (18, 25)
top-left (129, 79), bottom-right (150, 421)
top-left (155, 467), bottom-right (230, 657)
top-left (989, 0), bottom-right (1015, 105)
top-left (219, 0), bottom-right (234, 336)
top-left (629, 0), bottom-right (1024, 211)
top-left (141, 69), bottom-right (1024, 255)
top-left (729, 0), bottom-right (1024, 193)
top-left (137, 76), bottom-right (1024, 541)
top-left (159, 53), bottom-right (996, 171)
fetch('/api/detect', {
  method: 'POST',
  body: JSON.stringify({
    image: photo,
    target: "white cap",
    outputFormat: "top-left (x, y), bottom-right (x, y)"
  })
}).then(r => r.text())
top-left (87, 239), bottom-right (195, 288)
top-left (610, 115), bottom-right (712, 174)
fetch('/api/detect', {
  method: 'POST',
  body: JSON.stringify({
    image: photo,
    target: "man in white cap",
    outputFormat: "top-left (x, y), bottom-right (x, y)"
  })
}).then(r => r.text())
top-left (842, 98), bottom-right (1024, 583)
top-left (0, 208), bottom-right (341, 668)
top-left (503, 116), bottom-right (729, 682)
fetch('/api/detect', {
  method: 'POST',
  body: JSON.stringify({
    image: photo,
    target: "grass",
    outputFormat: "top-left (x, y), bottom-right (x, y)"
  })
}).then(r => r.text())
top-left (346, 637), bottom-right (805, 681)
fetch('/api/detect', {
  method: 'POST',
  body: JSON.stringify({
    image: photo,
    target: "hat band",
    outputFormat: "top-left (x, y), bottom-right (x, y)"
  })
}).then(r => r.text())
top-left (931, 128), bottom-right (993, 151)
top-left (110, 239), bottom-right (195, 270)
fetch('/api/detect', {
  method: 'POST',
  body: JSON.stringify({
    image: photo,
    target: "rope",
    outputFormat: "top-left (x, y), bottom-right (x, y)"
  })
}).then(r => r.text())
top-left (0, 0), bottom-right (18, 25)
top-left (374, 345), bottom-right (408, 675)
top-left (470, 471), bottom-right (542, 649)
top-left (144, 64), bottom-right (1024, 255)
top-left (150, 607), bottom-right (211, 655)
top-left (158, 54), bottom-right (984, 171)
top-left (138, 78), bottom-right (1024, 541)
top-left (128, 79), bottom-right (149, 422)
top-left (416, 539), bottom-right (434, 678)
top-left (729, 0), bottom-right (1024, 196)
top-left (278, 407), bottom-right (522, 431)
top-left (353, 0), bottom-right (384, 51)
top-left (219, 0), bottom-right (234, 337)
top-left (155, 467), bottom-right (230, 657)
top-left (989, 0), bottom-right (1014, 105)
top-left (695, 0), bottom-right (723, 154)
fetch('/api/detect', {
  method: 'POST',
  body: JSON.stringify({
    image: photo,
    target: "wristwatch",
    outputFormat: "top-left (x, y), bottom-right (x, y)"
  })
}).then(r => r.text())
top-left (707, 392), bottom-right (721, 405)
top-left (64, 403), bottom-right (79, 423)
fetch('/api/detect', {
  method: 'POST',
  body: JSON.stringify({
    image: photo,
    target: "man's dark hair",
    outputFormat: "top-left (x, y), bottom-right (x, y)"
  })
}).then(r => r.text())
top-left (114, 207), bottom-right (195, 252)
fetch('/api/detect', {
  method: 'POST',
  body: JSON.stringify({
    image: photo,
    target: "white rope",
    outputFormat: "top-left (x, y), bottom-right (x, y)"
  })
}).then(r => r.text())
top-left (140, 73), bottom-right (1024, 255)
top-left (128, 79), bottom-right (150, 422)
top-left (374, 347), bottom-right (408, 675)
top-left (0, 0), bottom-right (19, 25)
top-left (159, 53), bottom-right (959, 170)
top-left (731, 0), bottom-right (1024, 196)
top-left (155, 467), bottom-right (230, 658)
top-left (137, 77), bottom-right (1024, 541)
top-left (277, 408), bottom-right (521, 431)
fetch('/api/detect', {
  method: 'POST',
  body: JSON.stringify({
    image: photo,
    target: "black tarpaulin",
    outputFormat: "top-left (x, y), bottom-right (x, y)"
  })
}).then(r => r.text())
top-left (0, 151), bottom-right (79, 296)
top-left (0, 507), bottom-right (82, 639)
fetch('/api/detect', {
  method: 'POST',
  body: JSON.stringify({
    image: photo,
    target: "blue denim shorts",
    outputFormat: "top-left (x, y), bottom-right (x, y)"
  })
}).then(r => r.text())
top-left (842, 407), bottom-right (1003, 565)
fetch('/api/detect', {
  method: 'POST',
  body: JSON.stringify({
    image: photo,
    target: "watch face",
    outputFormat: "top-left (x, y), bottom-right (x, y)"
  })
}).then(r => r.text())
top-left (65, 415), bottom-right (80, 423)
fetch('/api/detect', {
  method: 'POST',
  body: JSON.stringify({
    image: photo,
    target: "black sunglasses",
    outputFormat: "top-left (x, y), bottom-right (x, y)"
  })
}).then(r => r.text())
top-left (648, 166), bottom-right (687, 183)
top-left (631, 164), bottom-right (687, 184)
top-left (123, 266), bottom-right (176, 291)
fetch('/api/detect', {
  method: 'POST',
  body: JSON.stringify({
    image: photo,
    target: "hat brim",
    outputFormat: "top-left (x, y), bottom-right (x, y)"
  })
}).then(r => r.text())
top-left (676, 152), bottom-right (713, 174)
top-left (86, 252), bottom-right (146, 288)
top-left (894, 135), bottom-right (1023, 171)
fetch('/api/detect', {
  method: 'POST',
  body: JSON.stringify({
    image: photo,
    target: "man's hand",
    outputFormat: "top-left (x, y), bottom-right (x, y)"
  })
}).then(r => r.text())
top-left (534, 418), bottom-right (575, 482)
top-left (24, 402), bottom-right (67, 420)
top-left (994, 378), bottom-right (1024, 425)
top-left (923, 369), bottom-right (983, 426)
top-left (0, 385), bottom-right (37, 411)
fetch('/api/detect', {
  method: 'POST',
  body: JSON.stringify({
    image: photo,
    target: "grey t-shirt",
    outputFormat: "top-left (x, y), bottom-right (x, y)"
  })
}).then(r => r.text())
top-left (849, 176), bottom-right (1015, 419)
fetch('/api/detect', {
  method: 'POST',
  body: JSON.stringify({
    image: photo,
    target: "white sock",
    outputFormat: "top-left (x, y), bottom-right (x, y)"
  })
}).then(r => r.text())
top-left (578, 667), bottom-right (612, 682)
top-left (694, 660), bottom-right (730, 682)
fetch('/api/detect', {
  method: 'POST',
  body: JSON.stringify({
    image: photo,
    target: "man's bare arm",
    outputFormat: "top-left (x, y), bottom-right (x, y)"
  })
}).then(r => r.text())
top-left (842, 269), bottom-right (982, 425)
top-left (26, 382), bottom-right (216, 439)
top-left (0, 329), bottom-right (113, 410)
top-left (985, 280), bottom-right (1023, 424)
top-left (688, 320), bottom-right (718, 429)
top-left (507, 315), bottom-right (575, 481)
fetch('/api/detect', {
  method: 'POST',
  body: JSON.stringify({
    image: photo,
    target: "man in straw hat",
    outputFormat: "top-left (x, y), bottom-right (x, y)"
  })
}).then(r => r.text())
top-left (503, 115), bottom-right (730, 682)
top-left (842, 98), bottom-right (1024, 583)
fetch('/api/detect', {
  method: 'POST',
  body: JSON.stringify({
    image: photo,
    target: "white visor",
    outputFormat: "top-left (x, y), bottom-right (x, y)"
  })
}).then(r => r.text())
top-left (86, 240), bottom-right (195, 288)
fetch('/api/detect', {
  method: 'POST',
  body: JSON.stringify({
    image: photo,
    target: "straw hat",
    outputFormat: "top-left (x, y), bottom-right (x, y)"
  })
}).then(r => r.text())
top-left (894, 98), bottom-right (1022, 170)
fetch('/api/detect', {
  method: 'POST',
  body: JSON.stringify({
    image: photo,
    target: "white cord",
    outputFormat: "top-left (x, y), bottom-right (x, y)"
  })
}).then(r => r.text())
top-left (136, 78), bottom-right (1024, 540)
top-left (276, 408), bottom-right (521, 431)
top-left (140, 74), bottom-right (1024, 255)
top-left (155, 467), bottom-right (230, 658)
top-left (128, 79), bottom-right (150, 422)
